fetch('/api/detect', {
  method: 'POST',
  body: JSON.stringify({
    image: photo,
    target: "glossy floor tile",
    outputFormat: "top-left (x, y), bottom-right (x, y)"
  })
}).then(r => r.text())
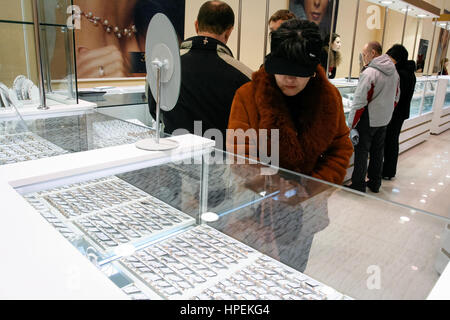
top-left (370, 130), bottom-right (450, 219)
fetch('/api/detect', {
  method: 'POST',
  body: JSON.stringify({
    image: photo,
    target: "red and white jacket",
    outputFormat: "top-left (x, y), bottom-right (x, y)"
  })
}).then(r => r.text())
top-left (348, 54), bottom-right (400, 129)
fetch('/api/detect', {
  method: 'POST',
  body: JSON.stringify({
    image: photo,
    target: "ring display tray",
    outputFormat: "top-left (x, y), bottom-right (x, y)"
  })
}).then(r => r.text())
top-left (20, 153), bottom-right (351, 300)
top-left (0, 131), bottom-right (68, 165)
top-left (117, 225), bottom-right (350, 300)
top-left (91, 119), bottom-right (155, 149)
top-left (24, 176), bottom-right (196, 256)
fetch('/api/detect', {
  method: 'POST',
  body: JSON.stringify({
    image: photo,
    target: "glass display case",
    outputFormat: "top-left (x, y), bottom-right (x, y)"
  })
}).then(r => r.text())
top-left (0, 99), bottom-right (48, 165)
top-left (0, 0), bottom-right (77, 111)
top-left (411, 78), bottom-right (438, 118)
top-left (334, 82), bottom-right (358, 122)
top-left (0, 110), bottom-right (155, 166)
top-left (445, 78), bottom-right (450, 109)
top-left (430, 77), bottom-right (450, 135)
top-left (410, 81), bottom-right (424, 118)
top-left (422, 80), bottom-right (437, 114)
top-left (10, 145), bottom-right (449, 300)
top-left (335, 77), bottom-right (438, 120)
top-left (336, 86), bottom-right (355, 118)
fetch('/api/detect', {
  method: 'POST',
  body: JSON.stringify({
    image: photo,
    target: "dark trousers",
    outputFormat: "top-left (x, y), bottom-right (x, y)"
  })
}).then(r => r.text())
top-left (383, 114), bottom-right (405, 178)
top-left (351, 110), bottom-right (387, 192)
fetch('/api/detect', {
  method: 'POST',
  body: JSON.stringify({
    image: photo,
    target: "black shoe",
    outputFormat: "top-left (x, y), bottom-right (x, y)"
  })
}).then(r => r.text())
top-left (345, 184), bottom-right (366, 193)
top-left (367, 181), bottom-right (380, 193)
top-left (382, 176), bottom-right (394, 181)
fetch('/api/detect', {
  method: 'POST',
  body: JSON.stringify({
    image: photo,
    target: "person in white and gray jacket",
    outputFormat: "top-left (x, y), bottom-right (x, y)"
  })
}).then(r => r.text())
top-left (347, 41), bottom-right (400, 193)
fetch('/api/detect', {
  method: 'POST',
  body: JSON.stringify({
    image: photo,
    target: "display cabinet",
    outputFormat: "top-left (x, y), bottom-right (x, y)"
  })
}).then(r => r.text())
top-left (332, 79), bottom-right (359, 123)
top-left (430, 77), bottom-right (450, 135)
top-left (334, 77), bottom-right (438, 122)
top-left (0, 109), bottom-right (158, 166)
top-left (411, 78), bottom-right (438, 118)
top-left (445, 78), bottom-right (450, 109)
top-left (410, 81), bottom-right (425, 118)
top-left (1, 141), bottom-right (448, 300)
top-left (0, 100), bottom-right (54, 166)
top-left (335, 85), bottom-right (356, 121)
top-left (0, 0), bottom-right (77, 112)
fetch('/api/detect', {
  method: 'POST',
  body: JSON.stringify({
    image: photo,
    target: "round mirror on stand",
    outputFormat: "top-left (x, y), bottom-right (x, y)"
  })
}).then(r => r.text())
top-left (135, 13), bottom-right (181, 151)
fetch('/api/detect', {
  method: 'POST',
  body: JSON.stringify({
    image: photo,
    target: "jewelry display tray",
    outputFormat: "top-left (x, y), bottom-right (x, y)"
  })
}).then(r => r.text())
top-left (0, 131), bottom-right (68, 165)
top-left (24, 175), bottom-right (351, 301)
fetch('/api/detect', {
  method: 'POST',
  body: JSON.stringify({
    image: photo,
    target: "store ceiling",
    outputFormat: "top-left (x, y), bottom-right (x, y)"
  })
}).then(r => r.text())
top-left (434, 13), bottom-right (450, 30)
top-left (365, 0), bottom-right (441, 18)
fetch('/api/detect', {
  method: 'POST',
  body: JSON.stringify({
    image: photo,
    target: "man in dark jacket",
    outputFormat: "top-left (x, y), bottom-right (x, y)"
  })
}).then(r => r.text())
top-left (149, 0), bottom-right (253, 150)
top-left (382, 44), bottom-right (417, 180)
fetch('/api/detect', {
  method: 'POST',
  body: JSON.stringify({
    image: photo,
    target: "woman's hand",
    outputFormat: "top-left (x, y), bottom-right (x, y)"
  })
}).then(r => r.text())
top-left (76, 45), bottom-right (128, 78)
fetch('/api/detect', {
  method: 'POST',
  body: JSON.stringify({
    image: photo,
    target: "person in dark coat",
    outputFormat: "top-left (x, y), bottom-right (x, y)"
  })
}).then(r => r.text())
top-left (383, 44), bottom-right (417, 180)
top-left (148, 1), bottom-right (252, 150)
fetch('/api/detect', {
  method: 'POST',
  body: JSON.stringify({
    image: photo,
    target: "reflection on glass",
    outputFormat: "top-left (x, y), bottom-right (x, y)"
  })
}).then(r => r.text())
top-left (204, 149), bottom-right (447, 300)
top-left (18, 146), bottom-right (449, 300)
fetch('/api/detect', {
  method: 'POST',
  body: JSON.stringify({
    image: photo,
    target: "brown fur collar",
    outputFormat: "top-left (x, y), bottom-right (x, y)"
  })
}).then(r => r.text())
top-left (251, 66), bottom-right (342, 174)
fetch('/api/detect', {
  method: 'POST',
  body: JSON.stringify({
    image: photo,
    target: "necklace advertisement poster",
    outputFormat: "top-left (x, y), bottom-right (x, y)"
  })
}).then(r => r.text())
top-left (73, 0), bottom-right (186, 79)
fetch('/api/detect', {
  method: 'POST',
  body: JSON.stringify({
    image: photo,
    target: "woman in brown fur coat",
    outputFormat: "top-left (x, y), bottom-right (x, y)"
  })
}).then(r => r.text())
top-left (223, 20), bottom-right (352, 272)
top-left (227, 20), bottom-right (352, 185)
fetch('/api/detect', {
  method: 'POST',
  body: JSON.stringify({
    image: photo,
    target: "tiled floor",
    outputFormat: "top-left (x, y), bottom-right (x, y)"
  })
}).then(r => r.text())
top-left (371, 130), bottom-right (450, 219)
top-left (304, 131), bottom-right (450, 299)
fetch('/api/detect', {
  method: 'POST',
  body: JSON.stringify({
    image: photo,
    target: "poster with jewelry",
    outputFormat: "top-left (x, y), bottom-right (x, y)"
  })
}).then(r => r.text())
top-left (73, 0), bottom-right (186, 78)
